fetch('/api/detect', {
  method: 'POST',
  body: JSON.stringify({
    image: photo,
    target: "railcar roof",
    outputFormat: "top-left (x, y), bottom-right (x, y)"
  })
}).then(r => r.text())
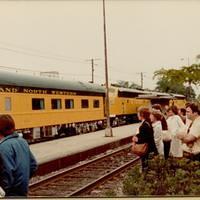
top-left (137, 92), bottom-right (185, 100)
top-left (137, 94), bottom-right (174, 99)
top-left (149, 91), bottom-right (170, 96)
top-left (170, 93), bottom-right (185, 98)
top-left (0, 70), bottom-right (105, 93)
top-left (118, 87), bottom-right (151, 94)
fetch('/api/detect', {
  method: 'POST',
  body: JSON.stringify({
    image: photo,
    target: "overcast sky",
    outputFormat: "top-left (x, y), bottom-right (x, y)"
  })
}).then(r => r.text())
top-left (0, 0), bottom-right (199, 93)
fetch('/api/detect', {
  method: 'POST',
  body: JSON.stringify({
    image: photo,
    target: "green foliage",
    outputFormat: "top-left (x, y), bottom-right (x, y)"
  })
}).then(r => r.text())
top-left (129, 82), bottom-right (142, 90)
top-left (111, 80), bottom-right (142, 90)
top-left (155, 77), bottom-right (186, 94)
top-left (153, 65), bottom-right (200, 100)
top-left (182, 65), bottom-right (200, 85)
top-left (123, 156), bottom-right (200, 196)
top-left (185, 86), bottom-right (196, 100)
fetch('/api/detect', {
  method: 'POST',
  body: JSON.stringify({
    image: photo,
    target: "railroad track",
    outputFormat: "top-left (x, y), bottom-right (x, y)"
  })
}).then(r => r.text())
top-left (29, 144), bottom-right (140, 197)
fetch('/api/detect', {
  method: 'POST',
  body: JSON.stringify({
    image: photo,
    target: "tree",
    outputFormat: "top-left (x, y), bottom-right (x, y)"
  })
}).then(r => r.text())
top-left (185, 85), bottom-right (196, 100)
top-left (129, 82), bottom-right (142, 90)
top-left (114, 80), bottom-right (129, 88)
top-left (153, 66), bottom-right (200, 100)
top-left (155, 76), bottom-right (186, 94)
top-left (111, 80), bottom-right (142, 90)
top-left (153, 68), bottom-right (186, 85)
top-left (196, 54), bottom-right (200, 62)
top-left (182, 64), bottom-right (200, 85)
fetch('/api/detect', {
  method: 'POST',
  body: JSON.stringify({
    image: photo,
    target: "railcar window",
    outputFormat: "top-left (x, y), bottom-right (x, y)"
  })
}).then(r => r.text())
top-left (65, 99), bottom-right (74, 109)
top-left (93, 100), bottom-right (100, 108)
top-left (81, 99), bottom-right (89, 108)
top-left (51, 99), bottom-right (62, 109)
top-left (32, 98), bottom-right (45, 110)
top-left (5, 97), bottom-right (11, 111)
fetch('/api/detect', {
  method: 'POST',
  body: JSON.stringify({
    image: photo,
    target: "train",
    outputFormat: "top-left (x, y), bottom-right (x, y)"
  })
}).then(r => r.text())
top-left (0, 70), bottom-right (186, 143)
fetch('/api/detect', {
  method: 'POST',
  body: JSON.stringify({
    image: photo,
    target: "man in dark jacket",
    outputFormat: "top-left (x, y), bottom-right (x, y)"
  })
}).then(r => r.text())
top-left (0, 114), bottom-right (37, 197)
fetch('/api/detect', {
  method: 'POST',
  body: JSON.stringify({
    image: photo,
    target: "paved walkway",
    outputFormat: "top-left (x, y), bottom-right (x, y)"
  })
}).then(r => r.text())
top-left (30, 123), bottom-right (139, 164)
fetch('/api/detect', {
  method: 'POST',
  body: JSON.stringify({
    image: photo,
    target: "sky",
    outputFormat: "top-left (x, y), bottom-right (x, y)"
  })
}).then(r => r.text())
top-left (0, 0), bottom-right (199, 94)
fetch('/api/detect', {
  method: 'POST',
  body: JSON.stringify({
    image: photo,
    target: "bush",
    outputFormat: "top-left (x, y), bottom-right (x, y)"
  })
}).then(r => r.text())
top-left (123, 155), bottom-right (200, 196)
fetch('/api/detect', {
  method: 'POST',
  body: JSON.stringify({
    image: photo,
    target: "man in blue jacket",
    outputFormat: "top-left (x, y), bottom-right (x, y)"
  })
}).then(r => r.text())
top-left (0, 114), bottom-right (37, 197)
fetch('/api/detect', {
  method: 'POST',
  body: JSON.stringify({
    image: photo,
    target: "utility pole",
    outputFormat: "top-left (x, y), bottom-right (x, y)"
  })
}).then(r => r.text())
top-left (86, 58), bottom-right (100, 83)
top-left (103, 0), bottom-right (113, 137)
top-left (140, 72), bottom-right (144, 89)
top-left (137, 72), bottom-right (144, 89)
top-left (91, 59), bottom-right (94, 83)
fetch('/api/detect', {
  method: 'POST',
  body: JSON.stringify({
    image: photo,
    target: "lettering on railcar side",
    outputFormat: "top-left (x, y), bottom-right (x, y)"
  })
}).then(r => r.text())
top-left (0, 86), bottom-right (77, 95)
top-left (23, 88), bottom-right (48, 94)
top-left (51, 90), bottom-right (76, 95)
top-left (0, 87), bottom-right (19, 93)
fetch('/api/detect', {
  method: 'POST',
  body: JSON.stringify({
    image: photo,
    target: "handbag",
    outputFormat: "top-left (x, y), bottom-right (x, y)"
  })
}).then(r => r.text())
top-left (162, 130), bottom-right (172, 141)
top-left (132, 142), bottom-right (148, 156)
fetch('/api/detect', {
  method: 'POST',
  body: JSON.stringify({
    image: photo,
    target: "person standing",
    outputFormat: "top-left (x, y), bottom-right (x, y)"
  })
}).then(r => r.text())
top-left (0, 114), bottom-right (37, 197)
top-left (177, 103), bottom-right (200, 161)
top-left (152, 104), bottom-right (171, 159)
top-left (132, 107), bottom-right (158, 171)
top-left (178, 108), bottom-right (187, 124)
top-left (166, 105), bottom-right (186, 158)
top-left (150, 110), bottom-right (164, 155)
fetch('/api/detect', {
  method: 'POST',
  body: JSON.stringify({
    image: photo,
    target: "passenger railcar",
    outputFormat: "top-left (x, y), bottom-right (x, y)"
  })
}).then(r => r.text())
top-left (109, 87), bottom-right (150, 125)
top-left (0, 70), bottom-right (187, 143)
top-left (170, 93), bottom-right (186, 108)
top-left (137, 91), bottom-right (186, 111)
top-left (0, 71), bottom-right (105, 142)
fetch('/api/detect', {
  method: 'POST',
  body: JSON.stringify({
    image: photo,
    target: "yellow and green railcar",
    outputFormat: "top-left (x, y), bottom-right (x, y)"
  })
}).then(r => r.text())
top-left (0, 71), bottom-right (105, 141)
top-left (137, 91), bottom-right (186, 111)
top-left (169, 94), bottom-right (187, 108)
top-left (109, 87), bottom-right (150, 124)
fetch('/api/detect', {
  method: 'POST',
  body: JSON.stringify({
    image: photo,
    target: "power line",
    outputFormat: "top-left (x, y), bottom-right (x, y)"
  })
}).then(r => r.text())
top-left (0, 40), bottom-right (85, 61)
top-left (0, 40), bottom-right (89, 62)
top-left (0, 65), bottom-right (90, 78)
top-left (0, 46), bottom-right (88, 64)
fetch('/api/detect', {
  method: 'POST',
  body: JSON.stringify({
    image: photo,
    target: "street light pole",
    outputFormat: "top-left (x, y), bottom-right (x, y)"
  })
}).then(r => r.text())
top-left (103, 0), bottom-right (113, 137)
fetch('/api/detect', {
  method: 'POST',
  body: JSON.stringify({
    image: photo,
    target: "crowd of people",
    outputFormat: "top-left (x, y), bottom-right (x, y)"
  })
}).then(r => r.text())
top-left (132, 102), bottom-right (200, 172)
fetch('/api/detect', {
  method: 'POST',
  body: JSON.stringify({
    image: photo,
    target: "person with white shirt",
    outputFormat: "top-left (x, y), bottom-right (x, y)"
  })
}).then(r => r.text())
top-left (166, 105), bottom-right (186, 158)
top-left (152, 104), bottom-right (171, 160)
top-left (177, 103), bottom-right (200, 161)
top-left (150, 110), bottom-right (164, 155)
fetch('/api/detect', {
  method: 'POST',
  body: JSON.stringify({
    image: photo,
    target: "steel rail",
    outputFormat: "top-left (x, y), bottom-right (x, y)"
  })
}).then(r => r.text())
top-left (29, 143), bottom-right (132, 191)
top-left (67, 156), bottom-right (140, 197)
